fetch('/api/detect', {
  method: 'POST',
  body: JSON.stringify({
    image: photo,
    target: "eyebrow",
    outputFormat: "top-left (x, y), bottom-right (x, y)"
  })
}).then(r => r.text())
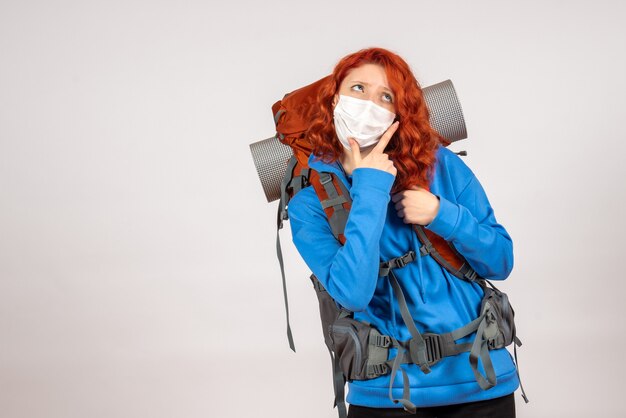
top-left (349, 80), bottom-right (393, 94)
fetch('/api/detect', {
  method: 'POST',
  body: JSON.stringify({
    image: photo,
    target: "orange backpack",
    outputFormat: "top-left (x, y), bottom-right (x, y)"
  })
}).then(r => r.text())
top-left (256, 77), bottom-right (528, 415)
top-left (270, 76), bottom-right (480, 350)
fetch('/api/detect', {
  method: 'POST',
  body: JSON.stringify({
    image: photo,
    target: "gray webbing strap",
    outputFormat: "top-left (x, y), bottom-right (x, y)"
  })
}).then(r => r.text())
top-left (276, 156), bottom-right (299, 352)
top-left (514, 339), bottom-right (530, 403)
top-left (387, 339), bottom-right (417, 414)
top-left (329, 346), bottom-right (347, 418)
top-left (334, 173), bottom-right (352, 202)
top-left (276, 205), bottom-right (295, 352)
top-left (438, 333), bottom-right (473, 357)
top-left (449, 315), bottom-right (484, 342)
top-left (321, 195), bottom-right (349, 209)
top-left (318, 172), bottom-right (350, 240)
top-left (388, 270), bottom-right (431, 374)
top-left (273, 109), bottom-right (285, 127)
top-left (379, 251), bottom-right (416, 278)
top-left (469, 313), bottom-right (497, 390)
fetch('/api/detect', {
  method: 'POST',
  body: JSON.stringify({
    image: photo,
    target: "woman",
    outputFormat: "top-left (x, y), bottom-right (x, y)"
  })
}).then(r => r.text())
top-left (287, 47), bottom-right (519, 417)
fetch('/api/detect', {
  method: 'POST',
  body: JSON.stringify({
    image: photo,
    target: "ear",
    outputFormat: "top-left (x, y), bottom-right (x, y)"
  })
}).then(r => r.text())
top-left (332, 94), bottom-right (338, 108)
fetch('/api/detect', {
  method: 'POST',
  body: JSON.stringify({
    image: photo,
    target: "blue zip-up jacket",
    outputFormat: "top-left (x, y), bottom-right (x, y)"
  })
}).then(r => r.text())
top-left (288, 144), bottom-right (519, 408)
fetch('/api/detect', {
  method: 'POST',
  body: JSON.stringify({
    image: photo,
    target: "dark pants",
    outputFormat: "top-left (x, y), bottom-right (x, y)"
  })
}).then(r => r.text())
top-left (347, 393), bottom-right (515, 418)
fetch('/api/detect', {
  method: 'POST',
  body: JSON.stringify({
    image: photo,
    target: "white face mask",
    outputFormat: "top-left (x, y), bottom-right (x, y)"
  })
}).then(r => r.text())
top-left (333, 94), bottom-right (396, 149)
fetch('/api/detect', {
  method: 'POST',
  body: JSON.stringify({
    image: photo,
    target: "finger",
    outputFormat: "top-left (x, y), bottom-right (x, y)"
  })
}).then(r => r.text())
top-left (391, 193), bottom-right (401, 203)
top-left (391, 191), bottom-right (406, 203)
top-left (397, 209), bottom-right (405, 218)
top-left (349, 138), bottom-right (361, 164)
top-left (372, 121), bottom-right (399, 154)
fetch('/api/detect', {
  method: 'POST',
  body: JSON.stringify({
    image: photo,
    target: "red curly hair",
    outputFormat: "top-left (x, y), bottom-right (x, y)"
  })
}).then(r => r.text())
top-left (306, 47), bottom-right (443, 192)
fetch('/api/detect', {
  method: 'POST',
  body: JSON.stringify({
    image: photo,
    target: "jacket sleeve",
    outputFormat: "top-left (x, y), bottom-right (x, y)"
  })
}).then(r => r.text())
top-left (425, 173), bottom-right (514, 281)
top-left (288, 168), bottom-right (395, 311)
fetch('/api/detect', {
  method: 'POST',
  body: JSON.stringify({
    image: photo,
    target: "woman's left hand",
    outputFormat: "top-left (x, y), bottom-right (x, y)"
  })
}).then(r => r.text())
top-left (391, 186), bottom-right (440, 225)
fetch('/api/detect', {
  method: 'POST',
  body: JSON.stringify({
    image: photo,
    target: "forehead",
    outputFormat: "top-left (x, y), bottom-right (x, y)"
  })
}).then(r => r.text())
top-left (342, 63), bottom-right (391, 90)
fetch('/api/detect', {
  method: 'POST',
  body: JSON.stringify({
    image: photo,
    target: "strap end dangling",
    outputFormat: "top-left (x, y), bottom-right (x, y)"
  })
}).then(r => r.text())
top-left (287, 325), bottom-right (296, 352)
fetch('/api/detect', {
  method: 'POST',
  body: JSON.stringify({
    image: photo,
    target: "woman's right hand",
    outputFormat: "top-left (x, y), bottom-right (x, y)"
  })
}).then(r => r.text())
top-left (348, 121), bottom-right (399, 177)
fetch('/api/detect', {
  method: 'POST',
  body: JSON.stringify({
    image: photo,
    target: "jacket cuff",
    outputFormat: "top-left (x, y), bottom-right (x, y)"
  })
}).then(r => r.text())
top-left (351, 168), bottom-right (395, 196)
top-left (425, 194), bottom-right (461, 240)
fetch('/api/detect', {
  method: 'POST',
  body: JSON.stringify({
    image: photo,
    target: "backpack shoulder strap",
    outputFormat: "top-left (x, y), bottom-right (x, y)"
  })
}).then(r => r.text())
top-left (413, 224), bottom-right (480, 282)
top-left (310, 171), bottom-right (351, 245)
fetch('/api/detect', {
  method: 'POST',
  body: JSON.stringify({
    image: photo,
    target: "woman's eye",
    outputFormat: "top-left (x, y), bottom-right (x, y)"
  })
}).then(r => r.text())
top-left (351, 84), bottom-right (364, 93)
top-left (383, 93), bottom-right (393, 103)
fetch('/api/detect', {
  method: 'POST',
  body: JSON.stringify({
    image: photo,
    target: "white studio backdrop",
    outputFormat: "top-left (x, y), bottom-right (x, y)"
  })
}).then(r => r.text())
top-left (1, 0), bottom-right (625, 417)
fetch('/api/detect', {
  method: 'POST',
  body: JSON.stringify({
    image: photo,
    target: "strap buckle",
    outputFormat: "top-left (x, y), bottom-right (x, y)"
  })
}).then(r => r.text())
top-left (379, 251), bottom-right (415, 277)
top-left (409, 333), bottom-right (444, 368)
top-left (396, 251), bottom-right (416, 268)
top-left (372, 334), bottom-right (391, 348)
top-left (419, 242), bottom-right (434, 256)
top-left (368, 363), bottom-right (389, 377)
top-left (423, 333), bottom-right (444, 366)
top-left (395, 255), bottom-right (408, 269)
top-left (319, 172), bottom-right (333, 185)
top-left (464, 269), bottom-right (478, 282)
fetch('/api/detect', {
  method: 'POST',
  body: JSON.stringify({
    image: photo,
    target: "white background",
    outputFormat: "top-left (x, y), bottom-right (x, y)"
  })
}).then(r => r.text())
top-left (1, 1), bottom-right (625, 417)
